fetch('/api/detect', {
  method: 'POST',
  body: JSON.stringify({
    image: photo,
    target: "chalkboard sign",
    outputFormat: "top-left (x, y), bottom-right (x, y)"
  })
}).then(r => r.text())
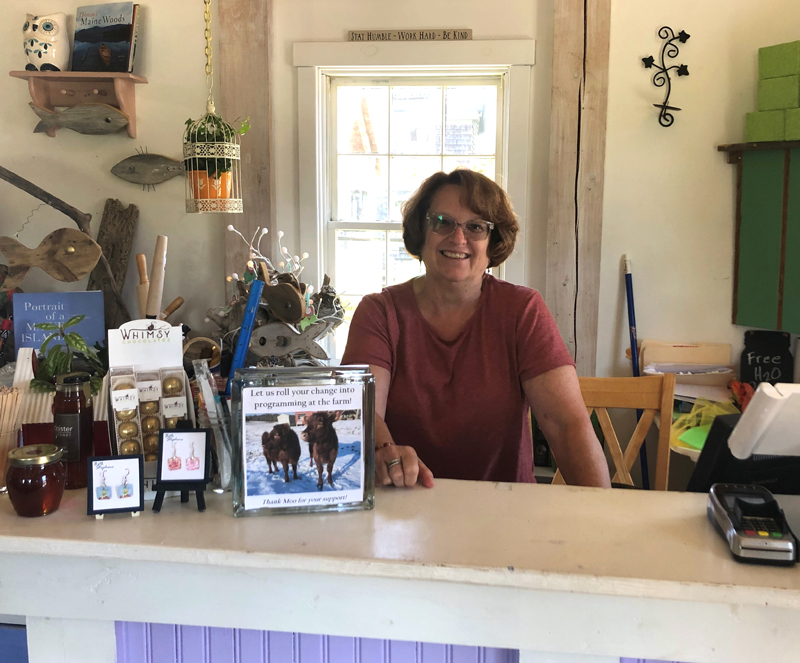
top-left (740, 330), bottom-right (794, 388)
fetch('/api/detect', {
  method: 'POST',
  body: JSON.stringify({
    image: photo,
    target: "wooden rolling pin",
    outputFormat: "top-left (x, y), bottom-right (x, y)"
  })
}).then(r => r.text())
top-left (135, 254), bottom-right (149, 319)
top-left (159, 296), bottom-right (184, 321)
top-left (145, 235), bottom-right (168, 319)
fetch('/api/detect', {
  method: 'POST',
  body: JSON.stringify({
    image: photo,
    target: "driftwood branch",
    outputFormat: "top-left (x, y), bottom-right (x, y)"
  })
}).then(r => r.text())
top-left (0, 164), bottom-right (131, 321)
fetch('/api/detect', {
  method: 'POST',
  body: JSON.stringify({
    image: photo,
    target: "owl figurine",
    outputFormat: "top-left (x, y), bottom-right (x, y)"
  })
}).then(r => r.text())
top-left (23, 13), bottom-right (70, 72)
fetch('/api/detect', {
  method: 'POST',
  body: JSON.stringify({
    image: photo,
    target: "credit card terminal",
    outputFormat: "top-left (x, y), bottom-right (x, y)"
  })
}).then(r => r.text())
top-left (707, 483), bottom-right (797, 566)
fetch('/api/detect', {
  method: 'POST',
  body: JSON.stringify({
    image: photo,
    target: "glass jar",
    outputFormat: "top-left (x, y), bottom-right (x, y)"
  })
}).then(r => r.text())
top-left (6, 445), bottom-right (66, 517)
top-left (53, 372), bottom-right (94, 489)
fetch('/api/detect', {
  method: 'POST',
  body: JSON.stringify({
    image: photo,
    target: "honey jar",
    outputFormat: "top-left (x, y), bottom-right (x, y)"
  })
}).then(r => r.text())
top-left (5, 445), bottom-right (66, 517)
top-left (53, 372), bottom-right (93, 490)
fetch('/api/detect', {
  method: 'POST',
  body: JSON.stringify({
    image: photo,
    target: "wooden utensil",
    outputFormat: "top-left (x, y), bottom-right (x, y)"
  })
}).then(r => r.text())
top-left (135, 253), bottom-right (149, 319)
top-left (160, 297), bottom-right (184, 321)
top-left (145, 235), bottom-right (168, 319)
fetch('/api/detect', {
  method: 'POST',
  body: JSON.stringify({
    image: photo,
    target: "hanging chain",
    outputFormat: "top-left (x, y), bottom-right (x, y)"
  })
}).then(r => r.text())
top-left (203, 0), bottom-right (215, 110)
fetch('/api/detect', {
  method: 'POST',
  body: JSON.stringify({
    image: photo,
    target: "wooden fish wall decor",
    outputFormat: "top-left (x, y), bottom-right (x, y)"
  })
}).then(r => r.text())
top-left (0, 227), bottom-right (102, 289)
top-left (111, 151), bottom-right (185, 191)
top-left (249, 320), bottom-right (330, 360)
top-left (29, 102), bottom-right (129, 135)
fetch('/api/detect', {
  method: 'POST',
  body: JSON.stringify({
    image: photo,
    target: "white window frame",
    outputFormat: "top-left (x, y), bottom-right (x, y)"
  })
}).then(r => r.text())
top-left (294, 40), bottom-right (535, 293)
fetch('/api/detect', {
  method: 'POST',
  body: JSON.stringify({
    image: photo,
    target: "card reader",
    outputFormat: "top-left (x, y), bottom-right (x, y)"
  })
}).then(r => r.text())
top-left (707, 483), bottom-right (798, 566)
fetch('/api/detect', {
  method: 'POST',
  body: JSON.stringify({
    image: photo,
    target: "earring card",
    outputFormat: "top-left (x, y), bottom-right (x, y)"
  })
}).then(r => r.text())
top-left (87, 455), bottom-right (144, 516)
top-left (154, 429), bottom-right (212, 486)
top-left (231, 366), bottom-right (375, 517)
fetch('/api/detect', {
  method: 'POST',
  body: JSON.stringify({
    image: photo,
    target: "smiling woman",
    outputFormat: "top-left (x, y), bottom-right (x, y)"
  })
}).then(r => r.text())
top-left (341, 169), bottom-right (612, 490)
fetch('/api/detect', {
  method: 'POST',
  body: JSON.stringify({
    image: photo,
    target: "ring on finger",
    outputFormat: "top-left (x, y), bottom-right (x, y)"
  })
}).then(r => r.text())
top-left (386, 458), bottom-right (402, 470)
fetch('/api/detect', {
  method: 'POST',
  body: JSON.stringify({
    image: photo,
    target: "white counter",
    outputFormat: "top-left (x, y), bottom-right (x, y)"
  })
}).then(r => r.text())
top-left (1, 480), bottom-right (799, 663)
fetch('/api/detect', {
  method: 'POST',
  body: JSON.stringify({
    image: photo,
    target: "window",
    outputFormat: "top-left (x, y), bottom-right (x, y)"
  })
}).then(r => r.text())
top-left (294, 40), bottom-right (535, 359)
top-left (329, 75), bottom-right (504, 356)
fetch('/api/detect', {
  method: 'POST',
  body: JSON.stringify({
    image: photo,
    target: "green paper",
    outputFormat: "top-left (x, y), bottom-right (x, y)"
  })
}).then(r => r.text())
top-left (787, 109), bottom-right (800, 140)
top-left (758, 76), bottom-right (800, 111)
top-left (759, 41), bottom-right (800, 80)
top-left (679, 424), bottom-right (712, 450)
top-left (746, 111), bottom-right (785, 142)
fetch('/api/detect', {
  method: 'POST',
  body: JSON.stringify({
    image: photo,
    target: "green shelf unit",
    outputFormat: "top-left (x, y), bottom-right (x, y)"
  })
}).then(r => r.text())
top-left (719, 141), bottom-right (800, 333)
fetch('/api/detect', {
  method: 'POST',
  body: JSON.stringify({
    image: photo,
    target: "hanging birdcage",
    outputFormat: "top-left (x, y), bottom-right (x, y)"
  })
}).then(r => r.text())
top-left (183, 0), bottom-right (244, 214)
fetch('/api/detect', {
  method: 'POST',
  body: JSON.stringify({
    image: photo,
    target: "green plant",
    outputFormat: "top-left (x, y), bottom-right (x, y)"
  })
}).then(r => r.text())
top-left (30, 315), bottom-right (108, 395)
top-left (184, 115), bottom-right (251, 177)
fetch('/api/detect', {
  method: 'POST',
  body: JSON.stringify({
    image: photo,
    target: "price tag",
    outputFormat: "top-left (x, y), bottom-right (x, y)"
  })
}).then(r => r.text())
top-left (111, 388), bottom-right (139, 411)
top-left (137, 380), bottom-right (162, 400)
top-left (161, 396), bottom-right (187, 418)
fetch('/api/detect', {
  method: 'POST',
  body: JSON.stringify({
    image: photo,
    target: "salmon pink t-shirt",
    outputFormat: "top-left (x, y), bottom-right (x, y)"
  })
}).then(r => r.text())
top-left (341, 275), bottom-right (574, 483)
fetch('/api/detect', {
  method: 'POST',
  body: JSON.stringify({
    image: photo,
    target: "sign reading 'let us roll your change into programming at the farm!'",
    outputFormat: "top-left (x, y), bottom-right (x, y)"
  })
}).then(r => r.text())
top-left (348, 29), bottom-right (472, 42)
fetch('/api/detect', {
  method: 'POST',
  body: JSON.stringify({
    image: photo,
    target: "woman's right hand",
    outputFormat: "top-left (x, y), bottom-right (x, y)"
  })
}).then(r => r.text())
top-left (375, 443), bottom-right (435, 488)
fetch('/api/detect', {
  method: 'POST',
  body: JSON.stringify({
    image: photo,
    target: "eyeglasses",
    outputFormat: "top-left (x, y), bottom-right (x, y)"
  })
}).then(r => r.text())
top-left (425, 213), bottom-right (495, 240)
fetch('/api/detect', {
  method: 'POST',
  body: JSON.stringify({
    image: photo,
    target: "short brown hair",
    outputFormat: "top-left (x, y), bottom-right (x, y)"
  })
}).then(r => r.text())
top-left (401, 169), bottom-right (519, 268)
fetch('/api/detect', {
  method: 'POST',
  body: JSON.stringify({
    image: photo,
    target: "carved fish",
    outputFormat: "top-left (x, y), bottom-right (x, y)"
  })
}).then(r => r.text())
top-left (29, 102), bottom-right (129, 135)
top-left (0, 228), bottom-right (102, 290)
top-left (111, 153), bottom-right (185, 189)
top-left (262, 281), bottom-right (305, 323)
top-left (249, 321), bottom-right (329, 360)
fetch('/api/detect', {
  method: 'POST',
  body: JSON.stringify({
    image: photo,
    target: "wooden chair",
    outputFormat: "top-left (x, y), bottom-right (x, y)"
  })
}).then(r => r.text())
top-left (552, 374), bottom-right (676, 490)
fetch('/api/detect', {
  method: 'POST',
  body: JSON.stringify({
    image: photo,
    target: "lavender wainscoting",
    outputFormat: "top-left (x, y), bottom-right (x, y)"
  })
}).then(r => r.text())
top-left (115, 623), bottom-right (521, 663)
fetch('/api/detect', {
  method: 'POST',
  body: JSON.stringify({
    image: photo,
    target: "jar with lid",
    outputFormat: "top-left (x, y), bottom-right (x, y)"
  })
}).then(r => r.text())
top-left (6, 445), bottom-right (66, 517)
top-left (53, 372), bottom-right (94, 489)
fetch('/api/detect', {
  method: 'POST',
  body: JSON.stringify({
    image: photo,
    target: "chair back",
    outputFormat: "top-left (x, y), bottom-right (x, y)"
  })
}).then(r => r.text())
top-left (551, 374), bottom-right (676, 490)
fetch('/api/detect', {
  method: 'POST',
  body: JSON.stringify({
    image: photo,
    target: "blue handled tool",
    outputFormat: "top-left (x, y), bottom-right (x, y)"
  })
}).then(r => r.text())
top-left (624, 255), bottom-right (649, 490)
top-left (225, 279), bottom-right (264, 397)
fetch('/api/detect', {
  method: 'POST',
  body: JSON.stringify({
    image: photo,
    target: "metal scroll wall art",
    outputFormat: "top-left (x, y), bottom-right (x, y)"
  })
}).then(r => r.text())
top-left (642, 27), bottom-right (690, 127)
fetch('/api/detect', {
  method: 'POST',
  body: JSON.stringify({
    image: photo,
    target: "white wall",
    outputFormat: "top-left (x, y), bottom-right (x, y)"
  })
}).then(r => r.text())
top-left (599, 0), bottom-right (800, 377)
top-left (272, 0), bottom-right (555, 291)
top-left (0, 1), bottom-right (224, 334)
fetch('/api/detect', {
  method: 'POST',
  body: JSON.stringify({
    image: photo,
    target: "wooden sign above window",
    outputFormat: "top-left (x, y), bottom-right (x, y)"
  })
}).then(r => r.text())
top-left (347, 29), bottom-right (472, 42)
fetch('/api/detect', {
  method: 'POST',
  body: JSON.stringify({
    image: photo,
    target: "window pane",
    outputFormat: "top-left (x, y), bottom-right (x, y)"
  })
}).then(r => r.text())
top-left (444, 86), bottom-right (497, 155)
top-left (389, 156), bottom-right (441, 221)
top-left (337, 86), bottom-right (388, 154)
top-left (442, 156), bottom-right (496, 179)
top-left (390, 86), bottom-right (442, 155)
top-left (335, 229), bottom-right (386, 296)
top-left (388, 230), bottom-right (424, 286)
top-left (337, 156), bottom-right (388, 222)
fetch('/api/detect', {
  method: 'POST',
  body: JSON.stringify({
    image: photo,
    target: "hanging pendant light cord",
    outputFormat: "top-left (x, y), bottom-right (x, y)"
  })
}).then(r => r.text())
top-left (204, 0), bottom-right (215, 114)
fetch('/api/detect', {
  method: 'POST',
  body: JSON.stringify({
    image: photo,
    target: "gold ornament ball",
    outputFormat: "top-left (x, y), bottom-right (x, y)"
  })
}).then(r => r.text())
top-left (165, 417), bottom-right (179, 429)
top-left (145, 453), bottom-right (158, 462)
top-left (116, 408), bottom-right (137, 421)
top-left (118, 421), bottom-right (139, 439)
top-left (162, 377), bottom-right (183, 395)
top-left (143, 434), bottom-right (159, 453)
top-left (119, 439), bottom-right (141, 455)
top-left (113, 381), bottom-right (134, 391)
top-left (140, 401), bottom-right (159, 415)
top-left (141, 416), bottom-right (160, 434)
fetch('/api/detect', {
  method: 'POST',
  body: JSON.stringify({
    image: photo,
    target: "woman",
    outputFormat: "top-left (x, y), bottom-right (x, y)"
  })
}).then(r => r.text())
top-left (342, 169), bottom-right (610, 489)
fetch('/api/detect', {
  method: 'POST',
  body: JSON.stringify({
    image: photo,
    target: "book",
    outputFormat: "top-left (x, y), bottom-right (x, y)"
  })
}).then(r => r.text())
top-left (13, 291), bottom-right (106, 355)
top-left (72, 2), bottom-right (139, 73)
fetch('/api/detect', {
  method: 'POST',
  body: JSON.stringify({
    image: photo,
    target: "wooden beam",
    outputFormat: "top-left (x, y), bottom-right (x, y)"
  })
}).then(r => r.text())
top-left (218, 0), bottom-right (275, 294)
top-left (545, 0), bottom-right (611, 377)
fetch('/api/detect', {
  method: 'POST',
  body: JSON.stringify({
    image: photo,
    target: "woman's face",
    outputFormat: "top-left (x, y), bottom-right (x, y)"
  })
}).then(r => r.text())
top-left (420, 184), bottom-right (492, 285)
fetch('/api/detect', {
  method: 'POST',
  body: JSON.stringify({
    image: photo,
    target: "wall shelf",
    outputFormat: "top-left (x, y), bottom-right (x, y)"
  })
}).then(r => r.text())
top-left (9, 71), bottom-right (148, 138)
top-left (718, 140), bottom-right (800, 164)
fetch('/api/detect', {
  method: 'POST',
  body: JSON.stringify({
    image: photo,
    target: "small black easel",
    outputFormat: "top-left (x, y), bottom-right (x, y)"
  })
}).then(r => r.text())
top-left (152, 481), bottom-right (208, 512)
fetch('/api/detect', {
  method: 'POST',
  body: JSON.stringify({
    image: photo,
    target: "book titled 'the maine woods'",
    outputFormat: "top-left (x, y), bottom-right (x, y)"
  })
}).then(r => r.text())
top-left (72, 2), bottom-right (140, 73)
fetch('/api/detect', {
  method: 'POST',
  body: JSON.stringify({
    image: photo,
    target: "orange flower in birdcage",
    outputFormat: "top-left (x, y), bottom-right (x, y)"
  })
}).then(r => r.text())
top-left (183, 0), bottom-right (249, 214)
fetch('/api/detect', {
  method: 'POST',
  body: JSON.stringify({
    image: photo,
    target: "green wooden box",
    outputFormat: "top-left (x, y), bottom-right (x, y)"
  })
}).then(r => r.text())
top-left (787, 109), bottom-right (800, 141)
top-left (735, 148), bottom-right (800, 333)
top-left (758, 75), bottom-right (800, 111)
top-left (746, 110), bottom-right (785, 142)
top-left (759, 41), bottom-right (800, 80)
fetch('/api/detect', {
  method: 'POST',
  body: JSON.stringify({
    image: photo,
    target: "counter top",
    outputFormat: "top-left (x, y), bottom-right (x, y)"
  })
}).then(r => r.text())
top-left (1, 480), bottom-right (798, 608)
